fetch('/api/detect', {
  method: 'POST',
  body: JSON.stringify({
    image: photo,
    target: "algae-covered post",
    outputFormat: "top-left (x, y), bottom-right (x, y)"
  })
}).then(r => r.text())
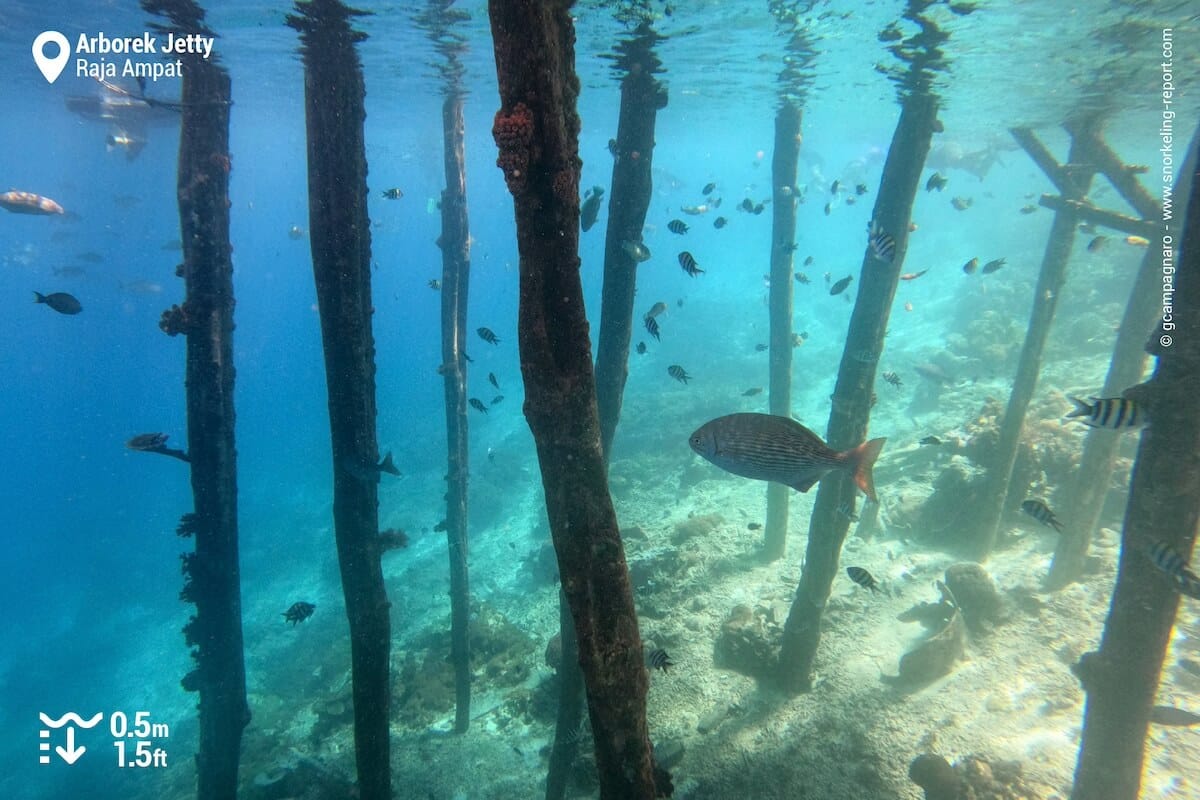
top-left (1070, 125), bottom-right (1200, 800)
top-left (417, 0), bottom-right (474, 735)
top-left (486, 1), bottom-right (662, 797)
top-left (777, 1), bottom-right (944, 693)
top-left (142, 1), bottom-right (249, 797)
top-left (1047, 129), bottom-right (1172, 589)
top-left (970, 121), bottom-right (1099, 561)
top-left (286, 1), bottom-right (391, 798)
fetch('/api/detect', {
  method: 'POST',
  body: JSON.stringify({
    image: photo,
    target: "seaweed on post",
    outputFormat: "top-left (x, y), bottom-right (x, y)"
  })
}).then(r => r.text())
top-left (777, 0), bottom-right (946, 693)
top-left (414, 0), bottom-right (474, 735)
top-left (486, 1), bottom-right (664, 796)
top-left (763, 2), bottom-right (817, 562)
top-left (141, 1), bottom-right (248, 797)
top-left (285, 2), bottom-right (392, 798)
top-left (1069, 124), bottom-right (1200, 800)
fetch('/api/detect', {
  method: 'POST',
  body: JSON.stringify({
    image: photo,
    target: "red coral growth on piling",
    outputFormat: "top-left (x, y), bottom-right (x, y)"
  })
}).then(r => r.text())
top-left (493, 103), bottom-right (535, 195)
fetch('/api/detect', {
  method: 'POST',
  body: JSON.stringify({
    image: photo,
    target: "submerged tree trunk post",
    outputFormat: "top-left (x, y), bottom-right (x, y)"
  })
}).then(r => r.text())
top-left (147, 2), bottom-right (248, 797)
top-left (1070, 128), bottom-right (1200, 800)
top-left (1048, 133), bottom-right (1180, 589)
top-left (287, 3), bottom-right (391, 798)
top-left (971, 122), bottom-right (1098, 560)
top-left (487, 2), bottom-right (660, 797)
top-left (763, 101), bottom-right (802, 562)
top-left (777, 91), bottom-right (937, 693)
top-left (439, 91), bottom-right (473, 733)
top-left (593, 26), bottom-right (666, 461)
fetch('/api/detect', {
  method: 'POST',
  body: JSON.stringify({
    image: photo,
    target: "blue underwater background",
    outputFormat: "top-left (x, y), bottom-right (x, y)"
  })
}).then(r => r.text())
top-left (0, 1), bottom-right (1198, 798)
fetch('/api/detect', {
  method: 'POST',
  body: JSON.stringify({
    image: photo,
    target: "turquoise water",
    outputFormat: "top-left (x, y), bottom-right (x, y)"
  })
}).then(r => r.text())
top-left (0, 1), bottom-right (1197, 798)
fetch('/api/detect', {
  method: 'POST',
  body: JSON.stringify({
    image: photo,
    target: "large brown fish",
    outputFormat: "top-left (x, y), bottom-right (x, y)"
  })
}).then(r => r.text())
top-left (689, 412), bottom-right (885, 502)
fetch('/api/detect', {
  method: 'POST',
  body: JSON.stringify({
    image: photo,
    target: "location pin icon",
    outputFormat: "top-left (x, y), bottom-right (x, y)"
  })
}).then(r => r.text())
top-left (32, 31), bottom-right (70, 84)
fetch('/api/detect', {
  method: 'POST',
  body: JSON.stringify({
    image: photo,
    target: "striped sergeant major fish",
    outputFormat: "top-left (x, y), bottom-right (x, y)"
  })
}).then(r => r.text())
top-left (1066, 396), bottom-right (1144, 430)
top-left (1148, 540), bottom-right (1200, 600)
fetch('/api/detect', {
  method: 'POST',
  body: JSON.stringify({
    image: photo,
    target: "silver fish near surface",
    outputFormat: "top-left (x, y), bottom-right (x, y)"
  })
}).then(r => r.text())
top-left (688, 412), bottom-right (885, 502)
top-left (1066, 396), bottom-right (1144, 430)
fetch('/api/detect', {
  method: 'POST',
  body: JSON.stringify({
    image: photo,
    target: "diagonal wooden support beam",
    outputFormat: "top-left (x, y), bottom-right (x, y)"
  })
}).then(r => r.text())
top-left (1037, 194), bottom-right (1161, 239)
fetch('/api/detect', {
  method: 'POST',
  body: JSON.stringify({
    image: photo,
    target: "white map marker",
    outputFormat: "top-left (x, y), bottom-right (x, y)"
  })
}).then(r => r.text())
top-left (32, 31), bottom-right (70, 84)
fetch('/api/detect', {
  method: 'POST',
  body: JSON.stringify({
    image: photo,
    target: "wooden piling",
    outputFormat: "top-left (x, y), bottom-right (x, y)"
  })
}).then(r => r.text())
top-left (1070, 125), bottom-right (1200, 800)
top-left (777, 90), bottom-right (937, 692)
top-left (287, 2), bottom-right (391, 797)
top-left (970, 121), bottom-right (1098, 560)
top-left (144, 2), bottom-right (248, 797)
top-left (1048, 132), bottom-right (1169, 588)
top-left (552, 24), bottom-right (665, 800)
top-left (487, 2), bottom-right (660, 796)
top-left (438, 90), bottom-right (473, 733)
top-left (763, 101), bottom-right (802, 562)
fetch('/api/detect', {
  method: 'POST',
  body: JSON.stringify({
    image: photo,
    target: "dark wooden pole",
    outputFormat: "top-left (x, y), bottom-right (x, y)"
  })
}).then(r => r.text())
top-left (439, 90), bottom-right (473, 733)
top-left (1070, 125), bottom-right (1200, 800)
top-left (1048, 132), bottom-right (1174, 589)
top-left (545, 590), bottom-right (586, 800)
top-left (777, 90), bottom-right (936, 693)
top-left (145, 2), bottom-right (249, 797)
top-left (763, 102), bottom-right (802, 562)
top-left (594, 25), bottom-right (665, 461)
top-left (287, 2), bottom-right (391, 797)
top-left (487, 2), bottom-right (660, 797)
top-left (971, 122), bottom-right (1098, 560)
